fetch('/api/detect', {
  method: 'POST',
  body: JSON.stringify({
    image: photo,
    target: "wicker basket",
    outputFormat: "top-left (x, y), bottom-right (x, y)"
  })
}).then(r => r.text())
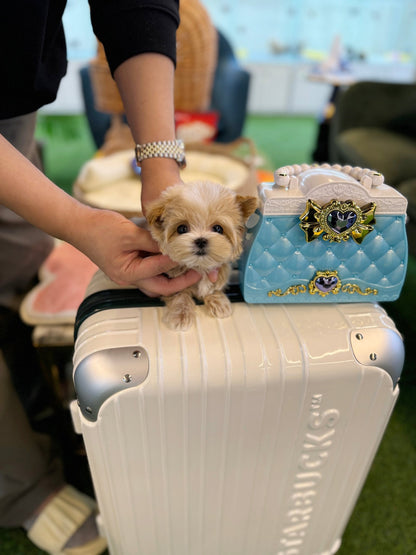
top-left (101, 115), bottom-right (135, 155)
top-left (174, 0), bottom-right (218, 111)
top-left (89, 42), bottom-right (124, 114)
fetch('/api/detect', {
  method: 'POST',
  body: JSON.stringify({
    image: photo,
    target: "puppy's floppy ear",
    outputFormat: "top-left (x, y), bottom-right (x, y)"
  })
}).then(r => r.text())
top-left (236, 195), bottom-right (258, 221)
top-left (146, 202), bottom-right (165, 230)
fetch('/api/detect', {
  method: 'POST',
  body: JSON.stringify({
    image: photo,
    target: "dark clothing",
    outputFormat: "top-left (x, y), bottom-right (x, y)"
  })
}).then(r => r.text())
top-left (89, 0), bottom-right (179, 75)
top-left (0, 0), bottom-right (179, 527)
top-left (0, 0), bottom-right (179, 119)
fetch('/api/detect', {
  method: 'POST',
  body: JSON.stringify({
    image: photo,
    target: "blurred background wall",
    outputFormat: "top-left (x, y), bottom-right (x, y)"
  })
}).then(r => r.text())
top-left (45, 0), bottom-right (416, 116)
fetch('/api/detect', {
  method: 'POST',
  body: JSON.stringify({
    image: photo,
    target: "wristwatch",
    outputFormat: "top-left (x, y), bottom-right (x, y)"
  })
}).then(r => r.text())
top-left (135, 139), bottom-right (186, 169)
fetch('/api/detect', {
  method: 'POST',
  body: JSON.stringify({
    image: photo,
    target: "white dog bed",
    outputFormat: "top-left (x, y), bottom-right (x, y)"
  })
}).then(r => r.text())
top-left (73, 143), bottom-right (257, 218)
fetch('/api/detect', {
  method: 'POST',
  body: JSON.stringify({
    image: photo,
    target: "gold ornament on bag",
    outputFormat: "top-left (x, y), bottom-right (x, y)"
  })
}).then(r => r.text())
top-left (268, 270), bottom-right (378, 298)
top-left (299, 199), bottom-right (376, 244)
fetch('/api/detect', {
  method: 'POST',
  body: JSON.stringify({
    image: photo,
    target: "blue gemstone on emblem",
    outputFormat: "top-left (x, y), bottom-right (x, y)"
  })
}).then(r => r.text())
top-left (327, 210), bottom-right (357, 233)
top-left (316, 275), bottom-right (338, 292)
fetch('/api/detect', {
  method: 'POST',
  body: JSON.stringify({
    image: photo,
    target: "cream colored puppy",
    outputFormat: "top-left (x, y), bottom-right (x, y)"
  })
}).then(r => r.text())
top-left (147, 181), bottom-right (258, 330)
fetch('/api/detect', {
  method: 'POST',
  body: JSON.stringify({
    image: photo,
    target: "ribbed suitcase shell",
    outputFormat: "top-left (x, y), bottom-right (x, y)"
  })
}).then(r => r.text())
top-left (72, 297), bottom-right (404, 555)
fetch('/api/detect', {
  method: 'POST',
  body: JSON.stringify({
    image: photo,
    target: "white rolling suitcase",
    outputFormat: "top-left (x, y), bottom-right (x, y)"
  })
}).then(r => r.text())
top-left (71, 273), bottom-right (404, 555)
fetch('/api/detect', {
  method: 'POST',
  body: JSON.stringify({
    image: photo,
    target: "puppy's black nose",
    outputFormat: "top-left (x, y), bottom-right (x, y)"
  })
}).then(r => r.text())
top-left (194, 237), bottom-right (208, 254)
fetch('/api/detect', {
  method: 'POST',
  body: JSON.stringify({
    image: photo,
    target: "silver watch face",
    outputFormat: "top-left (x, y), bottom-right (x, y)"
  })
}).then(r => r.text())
top-left (178, 153), bottom-right (187, 168)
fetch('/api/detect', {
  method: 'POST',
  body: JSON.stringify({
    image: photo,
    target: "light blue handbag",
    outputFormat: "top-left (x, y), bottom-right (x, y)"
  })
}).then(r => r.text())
top-left (239, 164), bottom-right (408, 303)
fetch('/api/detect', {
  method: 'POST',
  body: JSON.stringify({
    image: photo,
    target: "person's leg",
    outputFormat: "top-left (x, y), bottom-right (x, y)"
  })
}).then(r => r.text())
top-left (0, 112), bottom-right (64, 430)
top-left (0, 304), bottom-right (57, 425)
top-left (0, 113), bottom-right (106, 554)
top-left (0, 347), bottom-right (105, 553)
top-left (0, 351), bottom-right (64, 526)
top-left (0, 112), bottom-right (62, 527)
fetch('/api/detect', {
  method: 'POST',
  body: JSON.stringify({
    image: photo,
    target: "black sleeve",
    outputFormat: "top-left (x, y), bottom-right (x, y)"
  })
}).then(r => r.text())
top-left (88, 0), bottom-right (180, 74)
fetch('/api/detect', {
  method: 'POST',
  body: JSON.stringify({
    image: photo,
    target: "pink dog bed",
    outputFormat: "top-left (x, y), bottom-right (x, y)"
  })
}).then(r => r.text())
top-left (20, 242), bottom-right (98, 326)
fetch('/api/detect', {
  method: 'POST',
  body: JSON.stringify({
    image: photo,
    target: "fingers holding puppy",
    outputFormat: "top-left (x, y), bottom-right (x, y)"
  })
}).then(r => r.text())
top-left (123, 254), bottom-right (202, 297)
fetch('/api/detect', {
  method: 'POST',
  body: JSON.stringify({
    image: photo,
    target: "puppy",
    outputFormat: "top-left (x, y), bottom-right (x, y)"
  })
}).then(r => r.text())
top-left (147, 181), bottom-right (258, 330)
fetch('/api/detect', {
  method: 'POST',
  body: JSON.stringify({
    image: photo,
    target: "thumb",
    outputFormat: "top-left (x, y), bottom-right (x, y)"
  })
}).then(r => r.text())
top-left (208, 267), bottom-right (219, 283)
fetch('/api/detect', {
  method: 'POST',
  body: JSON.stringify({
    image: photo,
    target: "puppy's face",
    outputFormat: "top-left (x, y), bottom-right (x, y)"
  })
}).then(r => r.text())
top-left (147, 182), bottom-right (258, 272)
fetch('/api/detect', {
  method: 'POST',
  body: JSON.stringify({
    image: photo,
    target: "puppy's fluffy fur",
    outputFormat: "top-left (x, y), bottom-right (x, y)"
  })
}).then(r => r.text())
top-left (147, 181), bottom-right (258, 330)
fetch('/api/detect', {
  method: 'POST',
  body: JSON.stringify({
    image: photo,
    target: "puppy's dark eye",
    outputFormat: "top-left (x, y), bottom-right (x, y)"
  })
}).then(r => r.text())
top-left (177, 224), bottom-right (189, 234)
top-left (212, 224), bottom-right (223, 234)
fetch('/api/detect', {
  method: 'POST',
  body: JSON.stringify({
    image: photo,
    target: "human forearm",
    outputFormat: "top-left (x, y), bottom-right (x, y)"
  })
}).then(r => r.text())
top-left (0, 134), bottom-right (203, 294)
top-left (88, 0), bottom-right (182, 210)
top-left (114, 53), bottom-right (182, 211)
top-left (0, 134), bottom-right (88, 242)
top-left (115, 53), bottom-right (176, 144)
top-left (0, 134), bottom-right (133, 259)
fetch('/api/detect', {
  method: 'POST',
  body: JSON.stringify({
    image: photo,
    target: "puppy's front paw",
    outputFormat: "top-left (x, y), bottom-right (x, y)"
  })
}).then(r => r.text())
top-left (204, 291), bottom-right (232, 319)
top-left (164, 307), bottom-right (195, 331)
top-left (163, 293), bottom-right (196, 331)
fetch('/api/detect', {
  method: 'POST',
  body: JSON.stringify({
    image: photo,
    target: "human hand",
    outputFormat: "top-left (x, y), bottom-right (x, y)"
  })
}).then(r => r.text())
top-left (70, 207), bottom-right (202, 297)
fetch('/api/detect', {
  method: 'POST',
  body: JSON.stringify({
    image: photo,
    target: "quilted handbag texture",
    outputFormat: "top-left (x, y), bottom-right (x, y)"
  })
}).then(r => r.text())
top-left (239, 164), bottom-right (408, 303)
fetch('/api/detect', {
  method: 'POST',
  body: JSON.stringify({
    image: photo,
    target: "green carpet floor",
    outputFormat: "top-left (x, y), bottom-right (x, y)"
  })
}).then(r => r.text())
top-left (1, 114), bottom-right (415, 554)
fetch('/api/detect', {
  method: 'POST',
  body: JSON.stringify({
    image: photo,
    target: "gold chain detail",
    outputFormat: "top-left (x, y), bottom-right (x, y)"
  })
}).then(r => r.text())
top-left (268, 285), bottom-right (307, 297)
top-left (341, 284), bottom-right (378, 296)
